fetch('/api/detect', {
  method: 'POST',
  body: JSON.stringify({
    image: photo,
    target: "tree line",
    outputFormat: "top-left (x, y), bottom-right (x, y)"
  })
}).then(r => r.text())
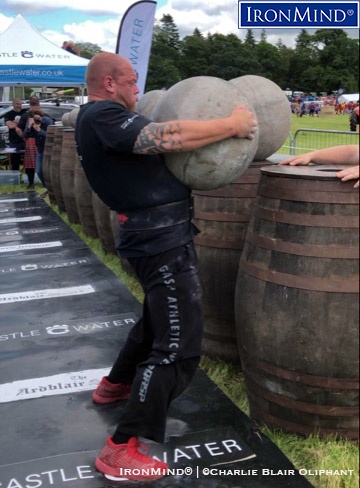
top-left (74, 14), bottom-right (358, 97)
top-left (145, 14), bottom-right (359, 96)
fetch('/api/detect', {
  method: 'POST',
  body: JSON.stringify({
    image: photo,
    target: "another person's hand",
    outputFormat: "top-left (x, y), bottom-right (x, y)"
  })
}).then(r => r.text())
top-left (6, 120), bottom-right (17, 129)
top-left (279, 153), bottom-right (359, 187)
top-left (279, 154), bottom-right (313, 166)
top-left (278, 146), bottom-right (359, 168)
top-left (229, 105), bottom-right (258, 140)
top-left (33, 117), bottom-right (42, 131)
top-left (336, 165), bottom-right (359, 188)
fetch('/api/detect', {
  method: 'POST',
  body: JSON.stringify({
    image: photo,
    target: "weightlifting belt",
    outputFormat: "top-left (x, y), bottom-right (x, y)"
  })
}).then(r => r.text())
top-left (117, 198), bottom-right (193, 230)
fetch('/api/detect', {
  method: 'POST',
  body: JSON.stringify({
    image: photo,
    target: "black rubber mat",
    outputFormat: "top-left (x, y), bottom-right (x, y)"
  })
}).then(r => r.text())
top-left (0, 192), bottom-right (313, 488)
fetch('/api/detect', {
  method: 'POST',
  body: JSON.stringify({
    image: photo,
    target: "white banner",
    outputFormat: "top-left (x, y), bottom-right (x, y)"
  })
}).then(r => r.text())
top-left (116, 0), bottom-right (157, 96)
top-left (0, 216), bottom-right (42, 224)
top-left (0, 198), bottom-right (28, 203)
top-left (0, 284), bottom-right (95, 304)
top-left (0, 241), bottom-right (62, 253)
top-left (0, 368), bottom-right (109, 403)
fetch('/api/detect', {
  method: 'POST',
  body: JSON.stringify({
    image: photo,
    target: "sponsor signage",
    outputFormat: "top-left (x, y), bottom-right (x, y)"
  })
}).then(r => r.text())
top-left (0, 226), bottom-right (62, 238)
top-left (0, 284), bottom-right (95, 304)
top-left (0, 313), bottom-right (138, 345)
top-left (116, 0), bottom-right (157, 96)
top-left (0, 216), bottom-right (42, 224)
top-left (0, 255), bottom-right (91, 274)
top-left (0, 427), bottom-right (256, 487)
top-left (0, 198), bottom-right (28, 203)
top-left (0, 368), bottom-right (109, 403)
top-left (149, 427), bottom-right (256, 466)
top-left (0, 241), bottom-right (63, 253)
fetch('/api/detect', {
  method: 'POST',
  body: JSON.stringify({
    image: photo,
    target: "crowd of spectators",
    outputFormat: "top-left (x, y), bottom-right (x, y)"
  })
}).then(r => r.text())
top-left (335, 101), bottom-right (358, 115)
top-left (290, 99), bottom-right (359, 119)
top-left (291, 101), bottom-right (321, 117)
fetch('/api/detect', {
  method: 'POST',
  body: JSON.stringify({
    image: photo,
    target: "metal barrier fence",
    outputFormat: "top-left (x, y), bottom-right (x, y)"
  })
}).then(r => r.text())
top-left (277, 129), bottom-right (360, 155)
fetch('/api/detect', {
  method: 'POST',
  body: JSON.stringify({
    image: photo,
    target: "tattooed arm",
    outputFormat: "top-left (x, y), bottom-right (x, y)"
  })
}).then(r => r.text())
top-left (133, 105), bottom-right (258, 154)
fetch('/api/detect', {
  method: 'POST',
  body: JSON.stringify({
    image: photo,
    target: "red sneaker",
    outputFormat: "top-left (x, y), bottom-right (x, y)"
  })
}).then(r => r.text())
top-left (92, 376), bottom-right (131, 404)
top-left (95, 436), bottom-right (169, 481)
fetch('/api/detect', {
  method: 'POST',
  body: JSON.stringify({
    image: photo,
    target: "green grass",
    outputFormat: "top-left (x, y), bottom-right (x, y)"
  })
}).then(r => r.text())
top-left (0, 115), bottom-right (359, 488)
top-left (277, 112), bottom-right (360, 155)
top-left (201, 357), bottom-right (359, 488)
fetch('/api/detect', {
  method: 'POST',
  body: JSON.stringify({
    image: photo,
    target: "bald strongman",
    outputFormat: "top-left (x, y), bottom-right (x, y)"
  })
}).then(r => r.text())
top-left (75, 52), bottom-right (257, 482)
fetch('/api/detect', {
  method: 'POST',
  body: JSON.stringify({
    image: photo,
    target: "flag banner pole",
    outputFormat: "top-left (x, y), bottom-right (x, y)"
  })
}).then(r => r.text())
top-left (116, 0), bottom-right (157, 97)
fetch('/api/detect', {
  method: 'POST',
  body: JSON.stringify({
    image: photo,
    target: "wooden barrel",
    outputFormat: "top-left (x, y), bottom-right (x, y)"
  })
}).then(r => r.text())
top-left (193, 160), bottom-right (274, 363)
top-left (43, 125), bottom-right (57, 204)
top-left (92, 191), bottom-right (116, 254)
top-left (73, 157), bottom-right (98, 238)
top-left (235, 165), bottom-right (359, 439)
top-left (50, 126), bottom-right (66, 213)
top-left (60, 129), bottom-right (80, 224)
top-left (110, 210), bottom-right (119, 247)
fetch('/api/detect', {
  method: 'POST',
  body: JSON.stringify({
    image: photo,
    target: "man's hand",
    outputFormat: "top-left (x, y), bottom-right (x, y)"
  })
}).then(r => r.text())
top-left (229, 105), bottom-right (258, 140)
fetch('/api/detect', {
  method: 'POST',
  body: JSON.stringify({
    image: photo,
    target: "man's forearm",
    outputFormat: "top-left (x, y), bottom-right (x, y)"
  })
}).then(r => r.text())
top-left (133, 119), bottom-right (236, 155)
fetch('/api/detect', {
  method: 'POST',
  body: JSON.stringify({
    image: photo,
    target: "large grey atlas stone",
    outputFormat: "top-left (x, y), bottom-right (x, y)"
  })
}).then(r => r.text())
top-left (136, 90), bottom-right (166, 119)
top-left (61, 112), bottom-right (70, 127)
top-left (151, 76), bottom-right (259, 190)
top-left (229, 75), bottom-right (291, 160)
top-left (61, 108), bottom-right (80, 128)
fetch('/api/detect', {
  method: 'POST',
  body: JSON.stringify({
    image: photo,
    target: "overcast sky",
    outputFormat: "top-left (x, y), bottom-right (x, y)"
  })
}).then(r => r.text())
top-left (0, 0), bottom-right (359, 51)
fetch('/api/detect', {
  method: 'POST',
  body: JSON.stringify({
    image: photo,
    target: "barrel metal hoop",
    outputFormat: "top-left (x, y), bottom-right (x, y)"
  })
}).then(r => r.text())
top-left (252, 206), bottom-right (359, 228)
top-left (202, 329), bottom-right (236, 345)
top-left (239, 260), bottom-right (360, 293)
top-left (194, 211), bottom-right (249, 222)
top-left (245, 374), bottom-right (359, 416)
top-left (259, 177), bottom-right (359, 204)
top-left (239, 346), bottom-right (360, 389)
top-left (259, 188), bottom-right (358, 204)
top-left (194, 187), bottom-right (257, 198)
top-left (195, 236), bottom-right (244, 250)
top-left (246, 229), bottom-right (359, 259)
top-left (249, 403), bottom-right (359, 439)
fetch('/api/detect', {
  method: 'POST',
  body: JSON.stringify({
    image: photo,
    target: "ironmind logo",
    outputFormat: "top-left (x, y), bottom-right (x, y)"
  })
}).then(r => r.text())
top-left (238, 1), bottom-right (359, 29)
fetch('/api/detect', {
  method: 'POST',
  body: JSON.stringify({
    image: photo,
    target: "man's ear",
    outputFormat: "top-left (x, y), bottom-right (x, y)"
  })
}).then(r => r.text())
top-left (104, 76), bottom-right (114, 93)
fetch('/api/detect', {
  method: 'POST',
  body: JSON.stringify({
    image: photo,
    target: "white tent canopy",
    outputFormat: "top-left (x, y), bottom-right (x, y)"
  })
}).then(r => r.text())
top-left (338, 93), bottom-right (359, 103)
top-left (0, 14), bottom-right (89, 87)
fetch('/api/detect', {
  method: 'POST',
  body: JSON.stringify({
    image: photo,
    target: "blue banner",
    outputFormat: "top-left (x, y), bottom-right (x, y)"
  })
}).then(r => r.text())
top-left (238, 1), bottom-right (359, 29)
top-left (0, 65), bottom-right (86, 86)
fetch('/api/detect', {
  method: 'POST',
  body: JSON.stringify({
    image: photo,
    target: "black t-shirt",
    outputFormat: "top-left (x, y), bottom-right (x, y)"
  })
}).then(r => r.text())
top-left (4, 108), bottom-right (27, 146)
top-left (75, 100), bottom-right (194, 257)
top-left (18, 111), bottom-right (31, 132)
